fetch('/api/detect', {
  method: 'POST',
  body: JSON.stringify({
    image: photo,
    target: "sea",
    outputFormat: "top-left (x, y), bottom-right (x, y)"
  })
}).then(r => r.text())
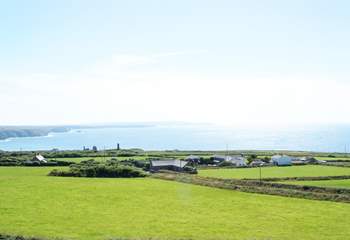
top-left (1, 123), bottom-right (350, 152)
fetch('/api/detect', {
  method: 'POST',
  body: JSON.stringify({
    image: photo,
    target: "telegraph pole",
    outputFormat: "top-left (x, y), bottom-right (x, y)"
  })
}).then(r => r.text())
top-left (259, 163), bottom-right (262, 184)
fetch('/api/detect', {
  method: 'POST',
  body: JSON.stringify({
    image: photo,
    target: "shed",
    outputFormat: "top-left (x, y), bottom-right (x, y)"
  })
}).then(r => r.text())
top-left (150, 159), bottom-right (188, 172)
top-left (271, 155), bottom-right (292, 166)
top-left (292, 156), bottom-right (323, 164)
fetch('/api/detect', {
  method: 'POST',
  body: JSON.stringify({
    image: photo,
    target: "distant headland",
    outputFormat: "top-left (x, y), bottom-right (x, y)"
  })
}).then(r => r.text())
top-left (0, 124), bottom-right (154, 141)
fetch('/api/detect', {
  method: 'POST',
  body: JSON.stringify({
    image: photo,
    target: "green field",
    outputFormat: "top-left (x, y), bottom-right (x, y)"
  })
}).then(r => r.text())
top-left (315, 157), bottom-right (350, 161)
top-left (283, 179), bottom-right (350, 189)
top-left (1, 167), bottom-right (350, 240)
top-left (199, 165), bottom-right (350, 179)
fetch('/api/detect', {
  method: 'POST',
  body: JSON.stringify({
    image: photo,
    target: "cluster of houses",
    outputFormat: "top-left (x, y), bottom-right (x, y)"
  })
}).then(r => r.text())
top-left (149, 154), bottom-right (325, 172)
top-left (30, 152), bottom-right (324, 173)
top-left (83, 146), bottom-right (98, 152)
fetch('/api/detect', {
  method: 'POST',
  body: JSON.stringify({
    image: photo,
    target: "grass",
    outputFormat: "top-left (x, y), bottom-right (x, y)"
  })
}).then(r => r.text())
top-left (315, 157), bottom-right (350, 161)
top-left (1, 167), bottom-right (350, 240)
top-left (199, 165), bottom-right (350, 179)
top-left (283, 179), bottom-right (350, 189)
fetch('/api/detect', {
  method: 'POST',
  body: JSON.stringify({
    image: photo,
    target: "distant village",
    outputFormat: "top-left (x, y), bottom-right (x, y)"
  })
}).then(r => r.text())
top-left (26, 142), bottom-right (328, 173)
top-left (149, 154), bottom-right (326, 173)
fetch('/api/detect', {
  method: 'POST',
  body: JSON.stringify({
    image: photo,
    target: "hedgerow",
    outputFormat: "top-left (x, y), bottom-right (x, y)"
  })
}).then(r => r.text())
top-left (49, 160), bottom-right (147, 178)
top-left (152, 172), bottom-right (350, 203)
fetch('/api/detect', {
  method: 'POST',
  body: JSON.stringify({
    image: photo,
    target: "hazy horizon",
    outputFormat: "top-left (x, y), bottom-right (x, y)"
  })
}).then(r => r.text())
top-left (2, 1), bottom-right (350, 126)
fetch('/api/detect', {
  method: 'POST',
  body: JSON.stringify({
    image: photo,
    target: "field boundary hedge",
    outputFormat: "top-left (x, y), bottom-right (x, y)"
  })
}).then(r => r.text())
top-left (48, 160), bottom-right (148, 178)
top-left (0, 234), bottom-right (48, 240)
top-left (244, 175), bottom-right (350, 182)
top-left (152, 172), bottom-right (350, 203)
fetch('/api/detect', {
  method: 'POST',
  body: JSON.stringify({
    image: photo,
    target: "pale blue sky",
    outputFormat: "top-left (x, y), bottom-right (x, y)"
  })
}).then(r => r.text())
top-left (1, 1), bottom-right (350, 125)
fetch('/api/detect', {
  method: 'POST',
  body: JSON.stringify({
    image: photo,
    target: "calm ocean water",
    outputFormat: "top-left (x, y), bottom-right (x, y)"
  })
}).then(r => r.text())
top-left (1, 124), bottom-right (350, 152)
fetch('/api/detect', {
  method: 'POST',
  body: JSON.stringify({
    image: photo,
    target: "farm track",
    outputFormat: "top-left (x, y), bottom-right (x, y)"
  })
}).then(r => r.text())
top-left (152, 172), bottom-right (350, 203)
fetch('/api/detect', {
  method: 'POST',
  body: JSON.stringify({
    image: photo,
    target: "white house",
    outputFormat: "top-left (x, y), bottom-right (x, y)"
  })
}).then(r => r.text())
top-left (32, 154), bottom-right (47, 163)
top-left (225, 156), bottom-right (247, 166)
top-left (271, 155), bottom-right (292, 166)
top-left (211, 155), bottom-right (247, 166)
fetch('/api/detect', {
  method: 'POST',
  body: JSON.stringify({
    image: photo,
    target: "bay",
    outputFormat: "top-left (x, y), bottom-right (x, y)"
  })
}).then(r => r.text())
top-left (0, 123), bottom-right (350, 152)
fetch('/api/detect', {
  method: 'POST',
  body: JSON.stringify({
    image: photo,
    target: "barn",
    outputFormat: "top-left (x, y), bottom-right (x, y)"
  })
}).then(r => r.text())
top-left (150, 159), bottom-right (188, 172)
top-left (271, 155), bottom-right (292, 166)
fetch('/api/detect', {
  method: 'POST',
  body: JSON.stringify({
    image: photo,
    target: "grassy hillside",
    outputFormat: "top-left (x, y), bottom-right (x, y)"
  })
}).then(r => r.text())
top-left (199, 165), bottom-right (350, 179)
top-left (1, 167), bottom-right (350, 240)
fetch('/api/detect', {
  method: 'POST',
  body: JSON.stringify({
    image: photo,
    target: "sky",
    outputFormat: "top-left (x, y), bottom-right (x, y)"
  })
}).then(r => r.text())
top-left (1, 0), bottom-right (350, 126)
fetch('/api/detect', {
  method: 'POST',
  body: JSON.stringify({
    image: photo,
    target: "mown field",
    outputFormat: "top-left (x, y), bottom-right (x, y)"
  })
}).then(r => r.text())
top-left (1, 167), bottom-right (350, 240)
top-left (283, 179), bottom-right (350, 189)
top-left (315, 157), bottom-right (350, 161)
top-left (199, 165), bottom-right (350, 179)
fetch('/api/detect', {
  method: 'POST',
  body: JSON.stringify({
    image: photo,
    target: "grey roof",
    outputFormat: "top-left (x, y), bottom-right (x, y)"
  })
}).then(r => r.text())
top-left (150, 159), bottom-right (188, 168)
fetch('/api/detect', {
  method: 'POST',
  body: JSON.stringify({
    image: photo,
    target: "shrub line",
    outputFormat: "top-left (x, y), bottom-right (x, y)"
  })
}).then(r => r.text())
top-left (243, 174), bottom-right (350, 182)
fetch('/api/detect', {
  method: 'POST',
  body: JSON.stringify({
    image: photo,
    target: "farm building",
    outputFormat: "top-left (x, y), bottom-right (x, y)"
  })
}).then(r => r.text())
top-left (249, 159), bottom-right (266, 167)
top-left (185, 155), bottom-right (201, 163)
top-left (150, 159), bottom-right (188, 172)
top-left (32, 154), bottom-right (47, 163)
top-left (211, 155), bottom-right (227, 163)
top-left (271, 155), bottom-right (292, 166)
top-left (211, 155), bottom-right (246, 166)
top-left (225, 156), bottom-right (247, 166)
top-left (292, 157), bottom-right (325, 165)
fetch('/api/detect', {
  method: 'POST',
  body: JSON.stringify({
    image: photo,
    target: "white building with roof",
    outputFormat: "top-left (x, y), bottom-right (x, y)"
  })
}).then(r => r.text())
top-left (225, 156), bottom-right (247, 166)
top-left (32, 154), bottom-right (47, 163)
top-left (150, 159), bottom-right (188, 172)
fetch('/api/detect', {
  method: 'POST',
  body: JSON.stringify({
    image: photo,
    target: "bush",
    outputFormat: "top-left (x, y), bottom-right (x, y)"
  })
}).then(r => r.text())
top-left (0, 234), bottom-right (45, 240)
top-left (183, 165), bottom-right (198, 174)
top-left (49, 160), bottom-right (148, 178)
top-left (262, 156), bottom-right (271, 163)
top-left (118, 159), bottom-right (150, 171)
